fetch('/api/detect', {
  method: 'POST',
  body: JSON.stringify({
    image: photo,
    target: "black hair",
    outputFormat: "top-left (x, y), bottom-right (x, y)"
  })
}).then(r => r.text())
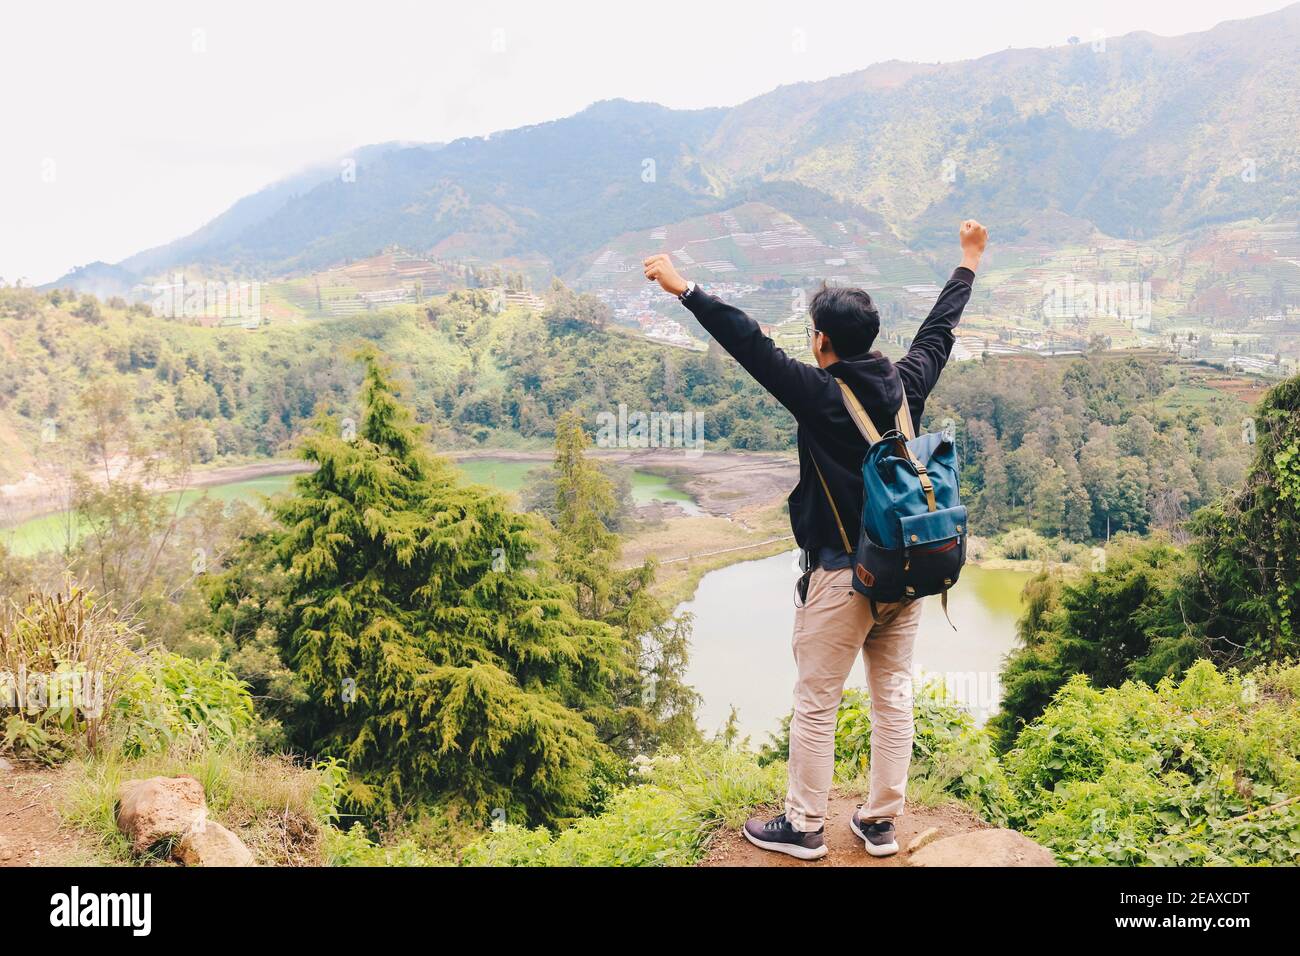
top-left (809, 284), bottom-right (880, 358)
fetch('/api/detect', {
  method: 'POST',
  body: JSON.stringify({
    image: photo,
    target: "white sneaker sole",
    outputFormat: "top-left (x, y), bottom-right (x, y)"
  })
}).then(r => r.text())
top-left (742, 827), bottom-right (828, 860)
top-left (849, 815), bottom-right (899, 857)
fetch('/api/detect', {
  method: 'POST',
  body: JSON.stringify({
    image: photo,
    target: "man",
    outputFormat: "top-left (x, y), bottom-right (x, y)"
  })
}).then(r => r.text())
top-left (644, 219), bottom-right (987, 860)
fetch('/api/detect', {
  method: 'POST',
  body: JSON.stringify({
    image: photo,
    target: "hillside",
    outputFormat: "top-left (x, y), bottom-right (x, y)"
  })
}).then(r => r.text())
top-left (45, 4), bottom-right (1300, 292)
top-left (0, 283), bottom-right (1255, 553)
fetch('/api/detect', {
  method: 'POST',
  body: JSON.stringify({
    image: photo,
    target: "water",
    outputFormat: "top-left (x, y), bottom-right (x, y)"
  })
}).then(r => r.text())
top-left (630, 471), bottom-right (703, 516)
top-left (678, 550), bottom-right (1032, 742)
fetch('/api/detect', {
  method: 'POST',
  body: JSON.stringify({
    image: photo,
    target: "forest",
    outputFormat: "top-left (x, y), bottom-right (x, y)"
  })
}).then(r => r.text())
top-left (0, 284), bottom-right (1252, 547)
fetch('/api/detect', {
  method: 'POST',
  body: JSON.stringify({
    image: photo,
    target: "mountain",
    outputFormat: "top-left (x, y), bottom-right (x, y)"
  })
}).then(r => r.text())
top-left (49, 4), bottom-right (1300, 289)
top-left (43, 142), bottom-right (439, 291)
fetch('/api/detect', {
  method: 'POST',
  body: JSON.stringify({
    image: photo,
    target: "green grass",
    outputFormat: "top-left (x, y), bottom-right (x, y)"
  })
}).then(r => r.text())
top-left (459, 746), bottom-right (783, 867)
top-left (629, 471), bottom-right (693, 507)
top-left (454, 459), bottom-right (541, 494)
top-left (0, 474), bottom-right (298, 557)
top-left (58, 744), bottom-right (340, 866)
top-left (1, 460), bottom-right (701, 556)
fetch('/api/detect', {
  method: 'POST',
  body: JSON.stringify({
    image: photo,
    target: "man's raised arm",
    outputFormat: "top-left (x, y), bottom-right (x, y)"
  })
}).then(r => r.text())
top-left (895, 219), bottom-right (988, 399)
top-left (643, 253), bottom-right (824, 417)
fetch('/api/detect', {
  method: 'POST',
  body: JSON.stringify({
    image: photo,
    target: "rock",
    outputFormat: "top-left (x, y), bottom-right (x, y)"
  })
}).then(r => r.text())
top-left (172, 821), bottom-right (254, 867)
top-left (907, 829), bottom-right (1056, 867)
top-left (906, 826), bottom-right (942, 854)
top-left (0, 756), bottom-right (13, 772)
top-left (116, 776), bottom-right (207, 854)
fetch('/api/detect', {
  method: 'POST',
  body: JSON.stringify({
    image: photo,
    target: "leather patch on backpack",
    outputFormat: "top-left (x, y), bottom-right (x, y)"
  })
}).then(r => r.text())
top-left (856, 564), bottom-right (875, 587)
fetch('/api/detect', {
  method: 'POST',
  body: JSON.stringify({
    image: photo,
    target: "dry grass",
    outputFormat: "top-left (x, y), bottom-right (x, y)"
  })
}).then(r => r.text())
top-left (621, 501), bottom-right (793, 606)
top-left (56, 742), bottom-right (336, 866)
top-left (0, 586), bottom-right (145, 754)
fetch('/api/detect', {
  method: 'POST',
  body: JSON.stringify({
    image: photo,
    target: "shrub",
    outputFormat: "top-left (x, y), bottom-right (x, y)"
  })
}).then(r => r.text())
top-left (0, 587), bottom-right (141, 760)
top-left (460, 745), bottom-right (783, 867)
top-left (323, 822), bottom-right (445, 867)
top-left (1005, 660), bottom-right (1300, 865)
top-left (996, 527), bottom-right (1051, 561)
top-left (835, 685), bottom-right (1015, 825)
top-left (115, 653), bottom-right (256, 758)
top-left (991, 537), bottom-right (1192, 747)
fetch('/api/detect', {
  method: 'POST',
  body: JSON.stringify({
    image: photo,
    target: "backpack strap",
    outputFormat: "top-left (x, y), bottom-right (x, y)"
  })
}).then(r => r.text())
top-left (811, 455), bottom-right (854, 555)
top-left (837, 380), bottom-right (917, 443)
top-left (835, 381), bottom-right (884, 444)
top-left (896, 393), bottom-right (916, 440)
top-left (893, 392), bottom-right (937, 511)
top-left (835, 380), bottom-right (937, 513)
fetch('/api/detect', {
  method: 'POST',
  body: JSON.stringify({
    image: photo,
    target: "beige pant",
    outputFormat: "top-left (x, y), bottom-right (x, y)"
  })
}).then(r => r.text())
top-left (785, 567), bottom-right (923, 832)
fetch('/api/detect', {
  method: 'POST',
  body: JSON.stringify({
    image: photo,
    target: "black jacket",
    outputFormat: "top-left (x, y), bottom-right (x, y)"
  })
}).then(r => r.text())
top-left (681, 267), bottom-right (974, 558)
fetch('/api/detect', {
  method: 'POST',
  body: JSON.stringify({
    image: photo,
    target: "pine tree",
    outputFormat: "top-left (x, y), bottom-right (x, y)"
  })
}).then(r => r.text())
top-left (546, 412), bottom-right (700, 755)
top-left (268, 351), bottom-right (625, 823)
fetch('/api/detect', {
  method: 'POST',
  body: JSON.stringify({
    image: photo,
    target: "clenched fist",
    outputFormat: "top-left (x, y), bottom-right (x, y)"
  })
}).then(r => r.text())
top-left (959, 220), bottom-right (988, 271)
top-left (644, 253), bottom-right (689, 297)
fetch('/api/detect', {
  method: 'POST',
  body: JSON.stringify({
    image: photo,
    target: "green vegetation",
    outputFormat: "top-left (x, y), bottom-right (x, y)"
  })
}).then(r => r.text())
top-left (0, 283), bottom-right (1252, 552)
top-left (206, 353), bottom-right (635, 824)
top-left (0, 284), bottom-right (792, 489)
top-left (116, 654), bottom-right (256, 759)
top-left (2, 334), bottom-right (1296, 868)
top-left (931, 356), bottom-right (1250, 541)
top-left (992, 374), bottom-right (1300, 744)
top-left (1005, 662), bottom-right (1300, 865)
top-left (1184, 375), bottom-right (1300, 661)
top-left (463, 746), bottom-right (781, 867)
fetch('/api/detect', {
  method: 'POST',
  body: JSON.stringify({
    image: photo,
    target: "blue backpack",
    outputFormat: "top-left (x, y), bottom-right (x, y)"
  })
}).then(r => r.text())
top-left (812, 380), bottom-right (968, 618)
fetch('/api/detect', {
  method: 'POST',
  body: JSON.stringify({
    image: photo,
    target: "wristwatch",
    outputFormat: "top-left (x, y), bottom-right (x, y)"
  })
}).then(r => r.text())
top-left (679, 281), bottom-right (696, 303)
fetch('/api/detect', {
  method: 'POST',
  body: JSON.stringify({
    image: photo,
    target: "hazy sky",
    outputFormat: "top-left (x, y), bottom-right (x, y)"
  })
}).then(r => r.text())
top-left (2, 0), bottom-right (1291, 284)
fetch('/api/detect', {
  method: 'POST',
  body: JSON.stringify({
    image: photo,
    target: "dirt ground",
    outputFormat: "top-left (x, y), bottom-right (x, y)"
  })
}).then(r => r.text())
top-left (0, 763), bottom-right (78, 867)
top-left (0, 457), bottom-right (316, 526)
top-left (458, 448), bottom-right (802, 605)
top-left (454, 448), bottom-right (799, 517)
top-left (701, 793), bottom-right (989, 868)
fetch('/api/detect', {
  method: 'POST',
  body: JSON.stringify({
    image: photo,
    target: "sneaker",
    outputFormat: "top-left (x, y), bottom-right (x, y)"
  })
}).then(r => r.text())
top-left (742, 813), bottom-right (827, 860)
top-left (849, 806), bottom-right (899, 857)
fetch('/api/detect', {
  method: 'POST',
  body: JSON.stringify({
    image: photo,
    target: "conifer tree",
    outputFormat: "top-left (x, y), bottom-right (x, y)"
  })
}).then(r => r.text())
top-left (546, 412), bottom-right (700, 755)
top-left (269, 351), bottom-right (625, 823)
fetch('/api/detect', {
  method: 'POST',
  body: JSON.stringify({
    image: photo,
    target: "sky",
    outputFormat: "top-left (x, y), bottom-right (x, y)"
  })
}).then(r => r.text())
top-left (1, 0), bottom-right (1292, 285)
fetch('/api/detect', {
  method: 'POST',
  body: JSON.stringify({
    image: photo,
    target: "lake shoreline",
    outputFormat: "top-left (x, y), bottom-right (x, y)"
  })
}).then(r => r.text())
top-left (678, 553), bottom-right (1037, 740)
top-left (0, 458), bottom-right (317, 529)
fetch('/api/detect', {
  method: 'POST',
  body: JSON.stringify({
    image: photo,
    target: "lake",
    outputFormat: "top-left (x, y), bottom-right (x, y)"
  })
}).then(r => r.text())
top-left (0, 457), bottom-right (700, 555)
top-left (678, 551), bottom-right (1032, 742)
